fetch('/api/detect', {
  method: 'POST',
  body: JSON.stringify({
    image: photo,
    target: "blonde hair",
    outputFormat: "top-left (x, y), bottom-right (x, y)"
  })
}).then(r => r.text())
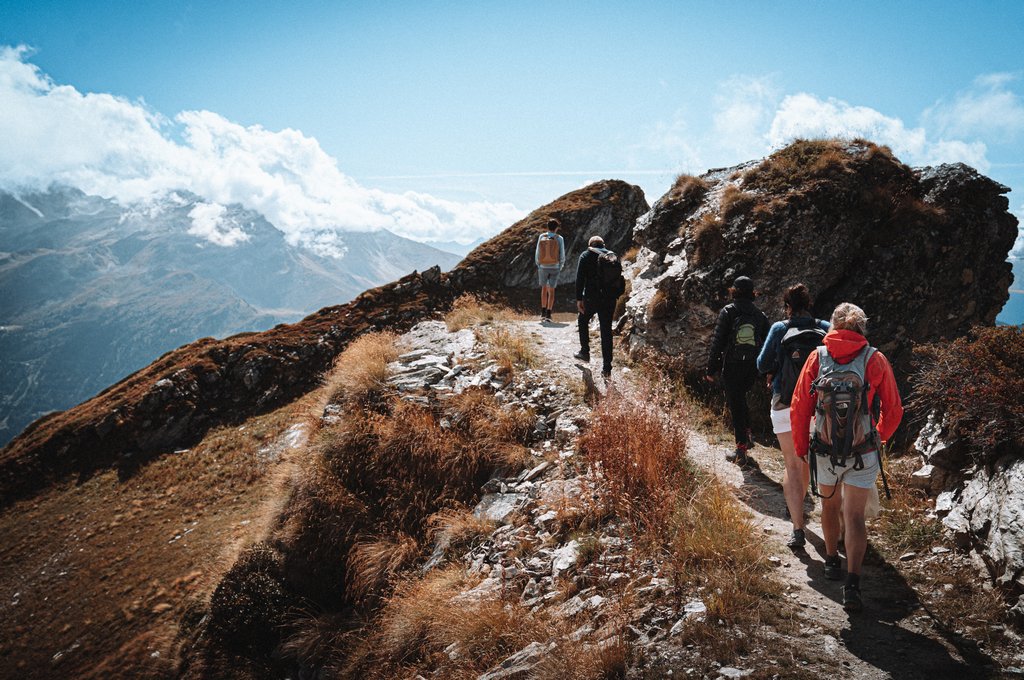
top-left (830, 302), bottom-right (868, 335)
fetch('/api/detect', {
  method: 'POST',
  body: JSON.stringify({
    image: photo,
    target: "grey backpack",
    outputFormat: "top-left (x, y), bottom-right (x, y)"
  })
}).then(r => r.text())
top-left (810, 345), bottom-right (879, 467)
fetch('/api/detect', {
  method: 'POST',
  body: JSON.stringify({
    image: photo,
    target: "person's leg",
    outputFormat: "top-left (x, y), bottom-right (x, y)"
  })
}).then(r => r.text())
top-left (597, 303), bottom-right (614, 373)
top-left (779, 432), bottom-right (809, 531)
top-left (721, 368), bottom-right (748, 447)
top-left (819, 482), bottom-right (842, 558)
top-left (840, 484), bottom-right (870, 575)
top-left (577, 302), bottom-right (595, 357)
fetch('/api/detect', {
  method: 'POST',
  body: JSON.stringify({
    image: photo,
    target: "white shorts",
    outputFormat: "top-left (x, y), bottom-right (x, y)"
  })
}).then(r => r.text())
top-left (813, 450), bottom-right (879, 490)
top-left (770, 394), bottom-right (791, 434)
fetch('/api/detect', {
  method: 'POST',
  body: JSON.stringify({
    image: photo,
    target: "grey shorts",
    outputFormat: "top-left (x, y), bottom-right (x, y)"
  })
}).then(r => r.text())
top-left (813, 450), bottom-right (879, 489)
top-left (538, 268), bottom-right (559, 288)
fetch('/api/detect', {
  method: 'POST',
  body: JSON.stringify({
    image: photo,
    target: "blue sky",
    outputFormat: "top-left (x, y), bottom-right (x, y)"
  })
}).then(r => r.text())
top-left (1, 1), bottom-right (1022, 276)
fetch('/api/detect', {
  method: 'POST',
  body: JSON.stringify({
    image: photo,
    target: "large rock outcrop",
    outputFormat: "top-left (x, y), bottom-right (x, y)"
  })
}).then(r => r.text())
top-left (0, 180), bottom-right (646, 507)
top-left (462, 180), bottom-right (647, 293)
top-left (623, 140), bottom-right (1017, 386)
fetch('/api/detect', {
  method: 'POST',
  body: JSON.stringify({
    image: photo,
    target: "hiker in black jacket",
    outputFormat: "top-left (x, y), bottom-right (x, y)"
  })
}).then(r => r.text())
top-left (574, 235), bottom-right (618, 377)
top-left (705, 276), bottom-right (770, 465)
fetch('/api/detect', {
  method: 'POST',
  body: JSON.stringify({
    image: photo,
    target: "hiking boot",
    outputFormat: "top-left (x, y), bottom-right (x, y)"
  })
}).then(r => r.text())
top-left (786, 528), bottom-right (806, 549)
top-left (573, 351), bottom-right (590, 362)
top-left (601, 368), bottom-right (611, 378)
top-left (823, 555), bottom-right (843, 580)
top-left (842, 585), bottom-right (863, 612)
top-left (725, 445), bottom-right (749, 466)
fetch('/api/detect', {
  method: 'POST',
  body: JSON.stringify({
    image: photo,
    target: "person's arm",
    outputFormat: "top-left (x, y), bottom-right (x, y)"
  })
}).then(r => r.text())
top-left (535, 235), bottom-right (542, 267)
top-left (757, 322), bottom-right (782, 376)
top-left (575, 252), bottom-right (586, 306)
top-left (869, 351), bottom-right (904, 443)
top-left (790, 350), bottom-right (820, 457)
top-left (706, 307), bottom-right (731, 377)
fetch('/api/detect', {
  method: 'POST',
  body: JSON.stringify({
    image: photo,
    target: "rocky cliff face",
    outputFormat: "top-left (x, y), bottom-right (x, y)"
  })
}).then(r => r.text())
top-left (462, 181), bottom-right (647, 292)
top-left (0, 180), bottom-right (646, 507)
top-left (622, 140), bottom-right (1018, 385)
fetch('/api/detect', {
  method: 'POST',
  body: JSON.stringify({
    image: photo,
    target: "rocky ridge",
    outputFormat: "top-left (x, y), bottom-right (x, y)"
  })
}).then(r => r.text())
top-left (0, 180), bottom-right (648, 508)
top-left (622, 142), bottom-right (1017, 387)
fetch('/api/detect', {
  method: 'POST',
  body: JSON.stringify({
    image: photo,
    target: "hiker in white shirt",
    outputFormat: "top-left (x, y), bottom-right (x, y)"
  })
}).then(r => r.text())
top-left (535, 218), bottom-right (565, 322)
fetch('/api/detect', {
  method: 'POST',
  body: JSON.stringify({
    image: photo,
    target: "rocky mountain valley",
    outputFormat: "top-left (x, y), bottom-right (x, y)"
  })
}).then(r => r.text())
top-left (0, 187), bottom-right (460, 447)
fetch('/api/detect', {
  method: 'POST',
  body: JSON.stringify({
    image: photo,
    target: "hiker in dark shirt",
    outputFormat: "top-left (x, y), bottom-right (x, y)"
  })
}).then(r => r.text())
top-left (573, 235), bottom-right (618, 377)
top-left (705, 276), bottom-right (770, 466)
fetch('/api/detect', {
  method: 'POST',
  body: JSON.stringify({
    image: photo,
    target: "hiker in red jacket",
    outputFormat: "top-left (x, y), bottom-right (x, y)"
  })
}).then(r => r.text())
top-left (790, 302), bottom-right (903, 613)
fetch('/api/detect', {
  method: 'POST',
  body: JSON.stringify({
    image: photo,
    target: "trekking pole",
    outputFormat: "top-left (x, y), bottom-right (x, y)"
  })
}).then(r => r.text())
top-left (878, 441), bottom-right (892, 501)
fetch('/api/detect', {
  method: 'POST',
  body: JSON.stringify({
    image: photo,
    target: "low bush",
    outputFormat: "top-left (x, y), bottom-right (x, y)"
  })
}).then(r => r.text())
top-left (911, 325), bottom-right (1024, 461)
top-left (206, 543), bottom-right (293, 652)
top-left (445, 294), bottom-right (522, 331)
top-left (578, 392), bottom-right (692, 540)
top-left (481, 325), bottom-right (538, 375)
top-left (689, 212), bottom-right (726, 266)
top-left (743, 138), bottom-right (863, 194)
top-left (666, 174), bottom-right (710, 206)
top-left (323, 331), bottom-right (400, 406)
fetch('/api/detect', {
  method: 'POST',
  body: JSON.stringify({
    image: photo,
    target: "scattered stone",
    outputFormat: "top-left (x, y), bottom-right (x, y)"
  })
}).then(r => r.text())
top-left (474, 493), bottom-right (528, 522)
top-left (477, 641), bottom-right (557, 680)
top-left (551, 540), bottom-right (580, 579)
top-left (899, 552), bottom-right (917, 561)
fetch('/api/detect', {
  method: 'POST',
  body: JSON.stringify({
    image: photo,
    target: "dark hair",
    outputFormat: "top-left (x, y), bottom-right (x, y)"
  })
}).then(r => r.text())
top-left (729, 286), bottom-right (756, 300)
top-left (545, 217), bottom-right (560, 232)
top-left (783, 283), bottom-right (812, 316)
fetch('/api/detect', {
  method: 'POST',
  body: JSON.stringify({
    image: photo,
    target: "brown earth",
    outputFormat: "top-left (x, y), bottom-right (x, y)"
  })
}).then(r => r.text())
top-left (0, 392), bottom-right (319, 679)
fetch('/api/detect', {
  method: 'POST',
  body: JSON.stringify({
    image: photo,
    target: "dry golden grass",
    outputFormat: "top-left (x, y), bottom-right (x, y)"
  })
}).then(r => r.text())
top-left (445, 294), bottom-right (524, 331)
top-left (342, 564), bottom-right (632, 680)
top-left (870, 457), bottom-right (1012, 651)
top-left (578, 388), bottom-right (781, 666)
top-left (689, 212), bottom-right (726, 266)
top-left (480, 325), bottom-right (538, 375)
top-left (578, 391), bottom-right (692, 540)
top-left (621, 245), bottom-right (640, 263)
top-left (719, 184), bottom-right (755, 219)
top-left (347, 532), bottom-right (422, 602)
top-left (322, 331), bottom-right (400, 405)
top-left (427, 507), bottom-right (497, 557)
top-left (667, 174), bottom-right (710, 205)
top-left (647, 288), bottom-right (669, 320)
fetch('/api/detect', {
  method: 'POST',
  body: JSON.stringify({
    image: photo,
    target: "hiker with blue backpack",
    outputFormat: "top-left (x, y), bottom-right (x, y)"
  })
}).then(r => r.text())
top-left (756, 283), bottom-right (830, 549)
top-left (790, 303), bottom-right (903, 613)
top-left (573, 235), bottom-right (626, 378)
top-left (705, 276), bottom-right (770, 466)
top-left (535, 217), bottom-right (566, 322)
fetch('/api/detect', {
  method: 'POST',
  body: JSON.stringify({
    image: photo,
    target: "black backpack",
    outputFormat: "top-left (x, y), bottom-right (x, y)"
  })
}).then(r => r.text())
top-left (596, 249), bottom-right (626, 299)
top-left (728, 307), bottom-right (761, 363)
top-left (776, 319), bottom-right (827, 406)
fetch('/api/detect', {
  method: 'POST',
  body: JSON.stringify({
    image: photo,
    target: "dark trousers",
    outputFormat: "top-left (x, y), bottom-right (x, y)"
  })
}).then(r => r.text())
top-left (578, 299), bottom-right (615, 371)
top-left (722, 361), bottom-right (758, 446)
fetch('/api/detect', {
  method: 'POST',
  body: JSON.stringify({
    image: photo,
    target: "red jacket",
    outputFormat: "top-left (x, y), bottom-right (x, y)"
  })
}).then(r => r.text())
top-left (790, 329), bottom-right (903, 458)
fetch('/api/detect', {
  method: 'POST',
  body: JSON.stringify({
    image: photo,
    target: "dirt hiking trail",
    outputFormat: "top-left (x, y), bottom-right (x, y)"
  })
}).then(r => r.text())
top-left (523, 314), bottom-right (997, 679)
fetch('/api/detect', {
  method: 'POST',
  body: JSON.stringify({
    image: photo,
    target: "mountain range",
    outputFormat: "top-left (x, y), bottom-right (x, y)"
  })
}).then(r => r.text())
top-left (0, 187), bottom-right (459, 445)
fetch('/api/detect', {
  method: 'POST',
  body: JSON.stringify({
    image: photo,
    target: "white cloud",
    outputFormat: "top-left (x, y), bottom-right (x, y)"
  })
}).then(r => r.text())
top-left (712, 75), bottom-right (780, 158)
top-left (0, 46), bottom-right (523, 253)
top-left (643, 75), bottom-right (997, 179)
top-left (923, 73), bottom-right (1024, 142)
top-left (633, 110), bottom-right (706, 173)
top-left (187, 202), bottom-right (250, 247)
top-left (767, 93), bottom-right (990, 170)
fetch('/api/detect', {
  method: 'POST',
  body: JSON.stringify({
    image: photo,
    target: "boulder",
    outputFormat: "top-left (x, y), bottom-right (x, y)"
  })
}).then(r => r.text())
top-left (940, 454), bottom-right (1024, 598)
top-left (622, 141), bottom-right (1018, 388)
